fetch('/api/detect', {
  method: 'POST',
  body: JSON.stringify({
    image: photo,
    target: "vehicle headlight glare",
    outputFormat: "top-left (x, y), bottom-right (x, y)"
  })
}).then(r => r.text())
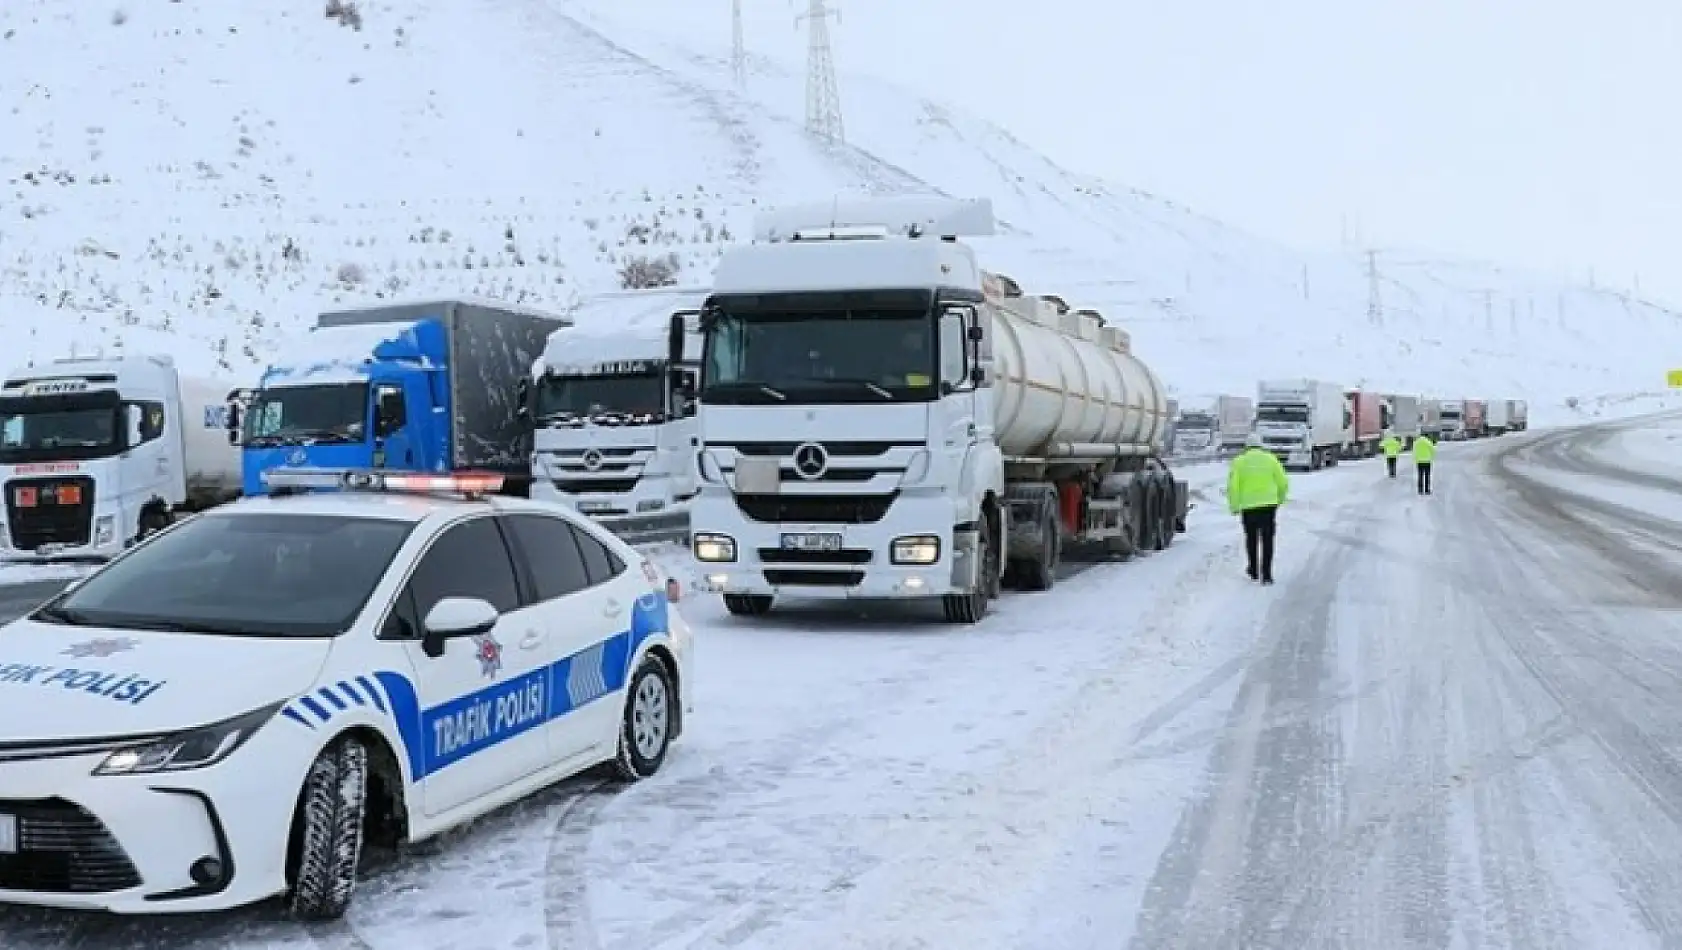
top-left (693, 533), bottom-right (736, 562)
top-left (93, 702), bottom-right (282, 776)
top-left (891, 534), bottom-right (941, 565)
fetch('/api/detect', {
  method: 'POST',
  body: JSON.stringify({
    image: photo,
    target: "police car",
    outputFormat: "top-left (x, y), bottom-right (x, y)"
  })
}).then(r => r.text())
top-left (0, 468), bottom-right (692, 919)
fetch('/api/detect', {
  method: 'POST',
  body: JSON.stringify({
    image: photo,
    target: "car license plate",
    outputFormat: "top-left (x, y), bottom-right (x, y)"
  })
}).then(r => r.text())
top-left (781, 532), bottom-right (841, 552)
top-left (0, 814), bottom-right (18, 854)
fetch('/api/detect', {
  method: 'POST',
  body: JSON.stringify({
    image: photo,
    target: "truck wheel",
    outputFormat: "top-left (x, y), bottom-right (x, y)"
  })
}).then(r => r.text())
top-left (943, 514), bottom-right (997, 624)
top-left (612, 655), bottom-right (675, 781)
top-left (1157, 483), bottom-right (1176, 549)
top-left (287, 736), bottom-right (369, 921)
top-left (1018, 506), bottom-right (1058, 592)
top-left (137, 508), bottom-right (171, 541)
top-left (723, 594), bottom-right (773, 617)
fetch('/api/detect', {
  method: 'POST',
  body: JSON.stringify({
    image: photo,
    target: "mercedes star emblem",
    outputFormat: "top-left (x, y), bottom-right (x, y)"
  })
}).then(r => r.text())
top-left (792, 442), bottom-right (828, 480)
top-left (581, 449), bottom-right (604, 471)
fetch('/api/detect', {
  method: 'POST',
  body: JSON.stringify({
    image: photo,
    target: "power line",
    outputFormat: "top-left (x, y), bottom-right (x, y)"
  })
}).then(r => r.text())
top-left (731, 0), bottom-right (746, 88)
top-left (796, 0), bottom-right (844, 142)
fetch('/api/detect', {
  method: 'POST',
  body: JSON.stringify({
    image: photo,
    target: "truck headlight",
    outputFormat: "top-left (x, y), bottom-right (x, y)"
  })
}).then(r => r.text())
top-left (94, 702), bottom-right (282, 776)
top-left (693, 533), bottom-right (736, 562)
top-left (891, 534), bottom-right (941, 565)
top-left (94, 515), bottom-right (115, 545)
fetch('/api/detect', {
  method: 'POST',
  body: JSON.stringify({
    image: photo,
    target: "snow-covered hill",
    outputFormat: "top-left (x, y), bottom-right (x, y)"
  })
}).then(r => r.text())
top-left (1, 0), bottom-right (1675, 416)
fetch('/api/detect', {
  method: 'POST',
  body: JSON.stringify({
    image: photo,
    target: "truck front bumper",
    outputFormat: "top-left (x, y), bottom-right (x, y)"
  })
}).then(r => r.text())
top-left (688, 490), bottom-right (970, 599)
top-left (0, 514), bottom-right (125, 564)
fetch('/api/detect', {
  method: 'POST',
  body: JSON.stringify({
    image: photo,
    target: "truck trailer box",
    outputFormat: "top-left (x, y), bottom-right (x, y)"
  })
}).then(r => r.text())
top-left (1214, 394), bottom-right (1253, 449)
top-left (1386, 394), bottom-right (1422, 442)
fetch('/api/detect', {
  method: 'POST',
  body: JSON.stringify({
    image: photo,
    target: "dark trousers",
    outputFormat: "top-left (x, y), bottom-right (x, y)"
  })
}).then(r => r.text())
top-left (1241, 505), bottom-right (1277, 581)
top-left (1385, 456), bottom-right (1397, 477)
top-left (1417, 462), bottom-right (1433, 494)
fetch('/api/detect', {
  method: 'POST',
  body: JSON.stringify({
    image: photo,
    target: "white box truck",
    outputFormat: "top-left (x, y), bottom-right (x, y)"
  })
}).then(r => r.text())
top-left (1420, 398), bottom-right (1444, 440)
top-left (526, 287), bottom-right (706, 544)
top-left (1384, 393), bottom-right (1422, 446)
top-left (1254, 378), bottom-right (1347, 470)
top-left (1439, 399), bottom-right (1467, 440)
top-left (0, 354), bottom-right (240, 560)
top-left (1215, 395), bottom-right (1254, 453)
top-left (683, 197), bottom-right (1187, 624)
top-left (1509, 399), bottom-right (1528, 431)
top-left (1486, 398), bottom-right (1512, 435)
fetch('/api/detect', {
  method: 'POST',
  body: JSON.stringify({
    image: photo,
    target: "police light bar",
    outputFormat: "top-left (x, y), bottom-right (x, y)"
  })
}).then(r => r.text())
top-left (262, 467), bottom-right (505, 497)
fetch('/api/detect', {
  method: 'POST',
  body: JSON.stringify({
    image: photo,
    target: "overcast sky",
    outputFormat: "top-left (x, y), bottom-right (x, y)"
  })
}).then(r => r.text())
top-left (808, 0), bottom-right (1682, 302)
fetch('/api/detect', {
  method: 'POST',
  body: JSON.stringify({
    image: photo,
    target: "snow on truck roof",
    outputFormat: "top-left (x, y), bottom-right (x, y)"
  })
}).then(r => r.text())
top-left (318, 295), bottom-right (573, 324)
top-left (261, 321), bottom-right (424, 387)
top-left (534, 289), bottom-right (707, 374)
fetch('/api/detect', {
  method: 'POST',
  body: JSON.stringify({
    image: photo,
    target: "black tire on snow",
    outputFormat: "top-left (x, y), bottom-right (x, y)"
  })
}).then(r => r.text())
top-left (1157, 481), bottom-right (1176, 549)
top-left (723, 594), bottom-right (773, 617)
top-left (943, 512), bottom-right (996, 624)
top-left (613, 655), bottom-right (676, 781)
top-left (1018, 504), bottom-right (1058, 592)
top-left (137, 508), bottom-right (171, 542)
top-left (288, 736), bottom-right (369, 921)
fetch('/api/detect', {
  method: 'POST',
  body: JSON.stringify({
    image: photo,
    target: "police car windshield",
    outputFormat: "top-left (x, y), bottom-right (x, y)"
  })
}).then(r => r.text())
top-left (34, 513), bottom-right (415, 638)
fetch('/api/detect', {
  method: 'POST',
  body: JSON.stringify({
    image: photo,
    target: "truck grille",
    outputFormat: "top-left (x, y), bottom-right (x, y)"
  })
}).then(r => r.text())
top-left (721, 441), bottom-right (915, 457)
top-left (763, 569), bottom-right (866, 587)
top-left (0, 798), bottom-right (142, 893)
top-left (4, 476), bottom-right (95, 550)
top-left (552, 478), bottom-right (639, 494)
top-left (733, 493), bottom-right (896, 524)
top-left (757, 548), bottom-right (873, 565)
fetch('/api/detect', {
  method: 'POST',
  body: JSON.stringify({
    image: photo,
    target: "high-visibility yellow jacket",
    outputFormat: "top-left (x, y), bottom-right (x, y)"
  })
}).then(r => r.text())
top-left (1227, 447), bottom-right (1289, 514)
top-left (1413, 435), bottom-right (1436, 463)
top-left (1381, 436), bottom-right (1402, 458)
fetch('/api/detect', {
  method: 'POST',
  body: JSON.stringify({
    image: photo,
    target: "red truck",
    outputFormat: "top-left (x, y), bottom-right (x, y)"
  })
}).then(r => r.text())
top-left (1341, 388), bottom-right (1384, 458)
top-left (1464, 398), bottom-right (1487, 438)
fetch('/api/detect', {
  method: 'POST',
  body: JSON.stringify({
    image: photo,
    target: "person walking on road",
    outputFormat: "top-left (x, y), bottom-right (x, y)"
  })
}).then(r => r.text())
top-left (1413, 432), bottom-right (1436, 495)
top-left (1380, 431), bottom-right (1403, 479)
top-left (1228, 432), bottom-right (1290, 584)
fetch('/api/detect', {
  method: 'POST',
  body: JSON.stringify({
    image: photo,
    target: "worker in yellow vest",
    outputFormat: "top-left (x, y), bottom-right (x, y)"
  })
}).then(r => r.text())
top-left (1228, 433), bottom-right (1290, 584)
top-left (1413, 433), bottom-right (1436, 495)
top-left (1380, 431), bottom-right (1403, 479)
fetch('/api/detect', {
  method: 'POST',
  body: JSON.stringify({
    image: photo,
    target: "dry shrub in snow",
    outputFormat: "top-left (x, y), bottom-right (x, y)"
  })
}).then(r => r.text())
top-left (618, 253), bottom-right (680, 289)
top-left (336, 261), bottom-right (366, 285)
top-left (325, 0), bottom-right (363, 30)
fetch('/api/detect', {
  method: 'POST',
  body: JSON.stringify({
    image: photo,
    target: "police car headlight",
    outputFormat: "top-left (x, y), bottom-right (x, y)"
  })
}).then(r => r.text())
top-left (93, 702), bottom-right (283, 776)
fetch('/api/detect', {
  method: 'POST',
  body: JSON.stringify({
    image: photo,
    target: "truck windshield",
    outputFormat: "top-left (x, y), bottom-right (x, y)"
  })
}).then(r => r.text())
top-left (1255, 404), bottom-right (1310, 424)
top-left (244, 383), bottom-right (367, 446)
top-left (702, 307), bottom-right (937, 404)
top-left (32, 512), bottom-right (415, 638)
top-left (1441, 408), bottom-right (1462, 419)
top-left (535, 373), bottom-right (665, 424)
top-left (0, 405), bottom-right (122, 463)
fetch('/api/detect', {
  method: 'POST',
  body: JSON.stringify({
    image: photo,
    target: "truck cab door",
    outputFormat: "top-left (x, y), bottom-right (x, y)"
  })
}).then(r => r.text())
top-left (936, 307), bottom-right (980, 457)
top-left (371, 382), bottom-right (415, 469)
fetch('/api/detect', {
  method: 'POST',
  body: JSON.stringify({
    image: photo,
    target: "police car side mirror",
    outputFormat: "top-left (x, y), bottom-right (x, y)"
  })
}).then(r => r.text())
top-left (420, 597), bottom-right (499, 659)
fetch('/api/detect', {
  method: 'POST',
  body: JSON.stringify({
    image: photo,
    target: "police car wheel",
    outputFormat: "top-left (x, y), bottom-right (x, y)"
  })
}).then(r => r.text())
top-left (612, 656), bottom-right (674, 781)
top-left (287, 737), bottom-right (369, 921)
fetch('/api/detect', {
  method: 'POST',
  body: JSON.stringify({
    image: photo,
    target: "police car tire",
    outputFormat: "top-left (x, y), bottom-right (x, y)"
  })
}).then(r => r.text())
top-left (612, 656), bottom-right (674, 782)
top-left (287, 737), bottom-right (369, 921)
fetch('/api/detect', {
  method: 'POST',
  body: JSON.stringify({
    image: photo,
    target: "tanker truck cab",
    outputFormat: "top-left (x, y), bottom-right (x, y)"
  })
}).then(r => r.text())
top-left (0, 355), bottom-right (240, 561)
top-left (685, 197), bottom-right (1187, 625)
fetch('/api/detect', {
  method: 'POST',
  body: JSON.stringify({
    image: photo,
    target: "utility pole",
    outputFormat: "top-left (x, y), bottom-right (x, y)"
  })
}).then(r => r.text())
top-left (796, 0), bottom-right (844, 142)
top-left (1365, 249), bottom-right (1382, 326)
top-left (731, 0), bottom-right (746, 88)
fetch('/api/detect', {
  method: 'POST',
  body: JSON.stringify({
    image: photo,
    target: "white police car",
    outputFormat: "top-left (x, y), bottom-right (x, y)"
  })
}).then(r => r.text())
top-left (0, 468), bottom-right (692, 919)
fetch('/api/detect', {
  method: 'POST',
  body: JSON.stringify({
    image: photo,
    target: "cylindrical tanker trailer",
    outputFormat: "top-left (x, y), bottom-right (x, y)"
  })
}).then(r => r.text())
top-left (682, 196), bottom-right (1189, 625)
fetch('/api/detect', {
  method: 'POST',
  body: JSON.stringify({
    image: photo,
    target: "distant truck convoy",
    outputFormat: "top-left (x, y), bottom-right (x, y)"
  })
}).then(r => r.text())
top-left (1255, 378), bottom-right (1347, 470)
top-left (526, 287), bottom-right (706, 544)
top-left (1174, 395), bottom-right (1253, 455)
top-left (1384, 393), bottom-right (1421, 445)
top-left (684, 197), bottom-right (1187, 624)
top-left (1486, 398), bottom-right (1511, 435)
top-left (1342, 388), bottom-right (1384, 458)
top-left (231, 298), bottom-right (567, 496)
top-left (0, 354), bottom-right (240, 560)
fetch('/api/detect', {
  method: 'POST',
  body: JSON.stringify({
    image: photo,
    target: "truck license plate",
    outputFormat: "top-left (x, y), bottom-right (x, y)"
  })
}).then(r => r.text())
top-left (0, 814), bottom-right (17, 854)
top-left (781, 532), bottom-right (841, 552)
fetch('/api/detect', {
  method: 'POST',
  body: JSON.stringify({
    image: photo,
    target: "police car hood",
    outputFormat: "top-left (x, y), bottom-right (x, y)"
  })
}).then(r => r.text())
top-left (0, 619), bottom-right (330, 740)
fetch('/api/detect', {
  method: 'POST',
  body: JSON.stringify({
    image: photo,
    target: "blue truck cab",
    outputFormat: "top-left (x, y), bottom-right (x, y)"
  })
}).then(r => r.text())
top-left (231, 298), bottom-right (570, 496)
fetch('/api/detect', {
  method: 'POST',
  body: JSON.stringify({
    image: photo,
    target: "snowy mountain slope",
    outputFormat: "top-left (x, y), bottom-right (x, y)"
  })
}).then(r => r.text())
top-left (1, 0), bottom-right (1677, 412)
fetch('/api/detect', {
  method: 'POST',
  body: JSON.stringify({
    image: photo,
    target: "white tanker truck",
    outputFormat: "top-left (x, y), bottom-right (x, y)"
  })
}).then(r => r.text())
top-left (680, 196), bottom-right (1188, 624)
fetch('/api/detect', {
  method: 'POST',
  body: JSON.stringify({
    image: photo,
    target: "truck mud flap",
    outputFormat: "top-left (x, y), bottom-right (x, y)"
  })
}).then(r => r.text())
top-left (592, 510), bottom-right (691, 547)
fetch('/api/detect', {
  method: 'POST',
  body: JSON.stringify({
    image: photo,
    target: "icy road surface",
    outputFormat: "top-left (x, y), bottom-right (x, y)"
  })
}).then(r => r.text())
top-left (4, 419), bottom-right (1682, 948)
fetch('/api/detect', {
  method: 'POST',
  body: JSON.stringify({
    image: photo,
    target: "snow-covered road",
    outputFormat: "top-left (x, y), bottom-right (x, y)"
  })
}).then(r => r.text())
top-left (5, 418), bottom-right (1682, 948)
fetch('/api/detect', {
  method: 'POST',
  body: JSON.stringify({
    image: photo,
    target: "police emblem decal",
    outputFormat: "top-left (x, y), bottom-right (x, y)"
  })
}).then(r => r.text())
top-left (62, 637), bottom-right (139, 658)
top-left (472, 633), bottom-right (503, 678)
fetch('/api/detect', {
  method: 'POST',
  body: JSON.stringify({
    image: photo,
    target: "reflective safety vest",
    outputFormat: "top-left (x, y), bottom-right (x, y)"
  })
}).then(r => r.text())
top-left (1227, 448), bottom-right (1289, 513)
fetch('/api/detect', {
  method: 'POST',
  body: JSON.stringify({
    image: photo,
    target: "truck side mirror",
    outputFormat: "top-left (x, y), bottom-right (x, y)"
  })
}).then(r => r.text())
top-left (125, 405), bottom-right (143, 448)
top-left (667, 314), bottom-right (687, 365)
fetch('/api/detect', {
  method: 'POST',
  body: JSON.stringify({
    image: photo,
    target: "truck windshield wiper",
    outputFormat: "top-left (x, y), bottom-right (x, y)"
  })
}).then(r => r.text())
top-left (274, 428), bottom-right (354, 445)
top-left (704, 382), bottom-right (786, 402)
top-left (813, 378), bottom-right (895, 399)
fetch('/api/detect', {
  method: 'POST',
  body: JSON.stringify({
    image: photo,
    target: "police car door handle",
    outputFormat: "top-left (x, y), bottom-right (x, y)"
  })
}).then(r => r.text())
top-left (518, 630), bottom-right (545, 651)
